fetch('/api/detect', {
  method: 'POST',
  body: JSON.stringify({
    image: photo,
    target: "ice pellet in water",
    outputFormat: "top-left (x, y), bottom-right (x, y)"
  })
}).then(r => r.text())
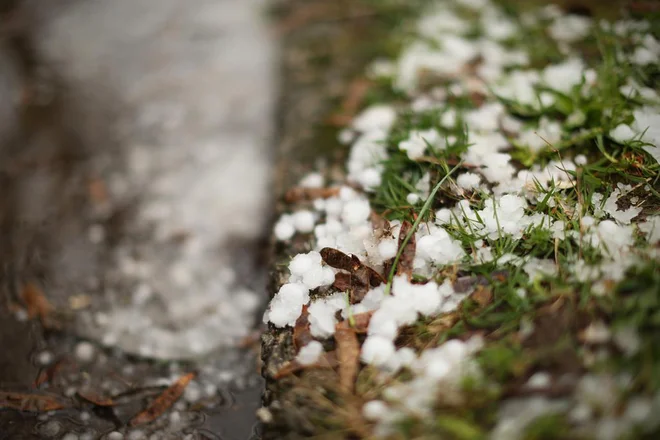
top-left (107, 432), bottom-right (124, 440)
top-left (38, 420), bottom-right (61, 436)
top-left (127, 431), bottom-right (146, 440)
top-left (61, 434), bottom-right (79, 440)
top-left (36, 351), bottom-right (54, 366)
top-left (184, 382), bottom-right (202, 402)
top-left (75, 341), bottom-right (96, 363)
top-left (169, 411), bottom-right (181, 425)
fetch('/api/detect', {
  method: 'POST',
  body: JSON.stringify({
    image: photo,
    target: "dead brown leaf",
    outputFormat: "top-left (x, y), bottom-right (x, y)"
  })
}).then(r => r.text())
top-left (273, 351), bottom-right (338, 379)
top-left (77, 390), bottom-right (115, 407)
top-left (129, 372), bottom-right (196, 426)
top-left (336, 311), bottom-right (374, 333)
top-left (335, 328), bottom-right (360, 393)
top-left (88, 177), bottom-right (109, 205)
top-left (33, 358), bottom-right (69, 388)
top-left (320, 248), bottom-right (384, 303)
top-left (320, 247), bottom-right (354, 272)
top-left (371, 212), bottom-right (393, 240)
top-left (396, 221), bottom-right (416, 278)
top-left (332, 272), bottom-right (352, 291)
top-left (0, 391), bottom-right (66, 412)
top-left (471, 286), bottom-right (493, 308)
top-left (285, 186), bottom-right (341, 204)
top-left (327, 78), bottom-right (372, 127)
top-left (20, 282), bottom-right (56, 328)
top-left (293, 306), bottom-right (314, 351)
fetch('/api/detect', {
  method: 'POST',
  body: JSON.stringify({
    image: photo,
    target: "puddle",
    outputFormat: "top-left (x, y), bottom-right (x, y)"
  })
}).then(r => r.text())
top-left (1, 0), bottom-right (276, 437)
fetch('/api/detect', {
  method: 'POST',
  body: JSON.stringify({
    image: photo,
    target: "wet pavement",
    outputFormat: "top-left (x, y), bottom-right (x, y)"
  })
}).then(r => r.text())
top-left (1, 0), bottom-right (275, 438)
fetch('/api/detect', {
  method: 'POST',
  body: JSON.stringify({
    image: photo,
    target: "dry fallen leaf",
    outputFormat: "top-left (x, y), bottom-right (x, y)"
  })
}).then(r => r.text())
top-left (396, 221), bottom-right (416, 279)
top-left (336, 311), bottom-right (374, 333)
top-left (77, 390), bottom-right (115, 407)
top-left (33, 358), bottom-right (69, 389)
top-left (273, 351), bottom-right (339, 379)
top-left (285, 186), bottom-right (341, 204)
top-left (335, 327), bottom-right (360, 393)
top-left (327, 78), bottom-right (372, 127)
top-left (129, 372), bottom-right (196, 426)
top-left (332, 272), bottom-right (352, 291)
top-left (0, 391), bottom-right (66, 412)
top-left (88, 177), bottom-right (109, 204)
top-left (471, 286), bottom-right (493, 308)
top-left (293, 306), bottom-right (314, 351)
top-left (21, 282), bottom-right (56, 328)
top-left (321, 247), bottom-right (384, 303)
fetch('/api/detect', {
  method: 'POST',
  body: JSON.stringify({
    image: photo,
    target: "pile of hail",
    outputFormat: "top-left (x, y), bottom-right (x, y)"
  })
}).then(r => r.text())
top-left (265, 0), bottom-right (660, 438)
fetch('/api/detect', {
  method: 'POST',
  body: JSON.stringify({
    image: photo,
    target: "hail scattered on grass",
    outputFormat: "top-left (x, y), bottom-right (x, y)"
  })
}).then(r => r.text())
top-left (266, 0), bottom-right (660, 438)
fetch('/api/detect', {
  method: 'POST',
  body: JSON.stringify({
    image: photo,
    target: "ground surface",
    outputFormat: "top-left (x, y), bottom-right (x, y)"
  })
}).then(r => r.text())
top-left (0, 0), bottom-right (274, 438)
top-left (261, 0), bottom-right (660, 439)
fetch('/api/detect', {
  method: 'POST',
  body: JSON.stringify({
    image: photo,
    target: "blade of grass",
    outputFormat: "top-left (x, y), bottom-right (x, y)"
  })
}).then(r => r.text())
top-left (385, 161), bottom-right (462, 294)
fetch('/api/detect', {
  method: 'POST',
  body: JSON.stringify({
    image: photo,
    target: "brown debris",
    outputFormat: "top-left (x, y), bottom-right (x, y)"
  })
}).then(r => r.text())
top-left (471, 286), bottom-right (494, 308)
top-left (327, 78), bottom-right (372, 127)
top-left (523, 298), bottom-right (582, 375)
top-left (129, 372), bottom-right (196, 426)
top-left (33, 358), bottom-right (69, 388)
top-left (88, 177), bottom-right (109, 205)
top-left (293, 306), bottom-right (314, 351)
top-left (371, 212), bottom-right (393, 240)
top-left (77, 391), bottom-right (116, 407)
top-left (320, 247), bottom-right (384, 303)
top-left (285, 186), bottom-right (341, 204)
top-left (332, 272), bottom-right (352, 291)
top-left (0, 391), bottom-right (67, 412)
top-left (20, 282), bottom-right (57, 328)
top-left (335, 327), bottom-right (360, 393)
top-left (336, 310), bottom-right (374, 333)
top-left (396, 221), bottom-right (416, 278)
top-left (273, 351), bottom-right (339, 379)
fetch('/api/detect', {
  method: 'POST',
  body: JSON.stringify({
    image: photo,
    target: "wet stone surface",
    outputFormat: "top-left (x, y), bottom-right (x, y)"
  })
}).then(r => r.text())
top-left (1, 0), bottom-right (274, 438)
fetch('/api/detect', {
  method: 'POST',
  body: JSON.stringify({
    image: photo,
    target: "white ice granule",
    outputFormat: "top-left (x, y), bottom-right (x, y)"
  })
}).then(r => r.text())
top-left (288, 252), bottom-right (336, 291)
top-left (361, 335), bottom-right (396, 366)
top-left (639, 216), bottom-right (660, 243)
top-left (398, 129), bottom-right (441, 160)
top-left (289, 252), bottom-right (315, 276)
top-left (526, 372), bottom-right (552, 389)
top-left (416, 229), bottom-right (465, 265)
top-left (466, 102), bottom-right (505, 132)
top-left (518, 117), bottom-right (562, 152)
top-left (352, 105), bottom-right (397, 133)
top-left (264, 283), bottom-right (309, 327)
top-left (296, 341), bottom-right (324, 366)
top-left (377, 239), bottom-right (398, 260)
top-left (456, 172), bottom-right (481, 190)
top-left (341, 198), bottom-right (371, 226)
top-left (274, 215), bottom-right (295, 241)
top-left (292, 210), bottom-right (316, 233)
top-left (549, 14), bottom-right (592, 42)
top-left (407, 193), bottom-right (421, 205)
top-left (308, 298), bottom-right (342, 338)
top-left (609, 124), bottom-right (637, 144)
top-left (74, 341), bottom-right (96, 363)
top-left (582, 321), bottom-right (611, 344)
top-left (363, 400), bottom-right (390, 421)
top-left (603, 187), bottom-right (642, 224)
top-left (492, 70), bottom-right (540, 107)
top-left (299, 172), bottom-right (324, 188)
top-left (542, 58), bottom-right (585, 95)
